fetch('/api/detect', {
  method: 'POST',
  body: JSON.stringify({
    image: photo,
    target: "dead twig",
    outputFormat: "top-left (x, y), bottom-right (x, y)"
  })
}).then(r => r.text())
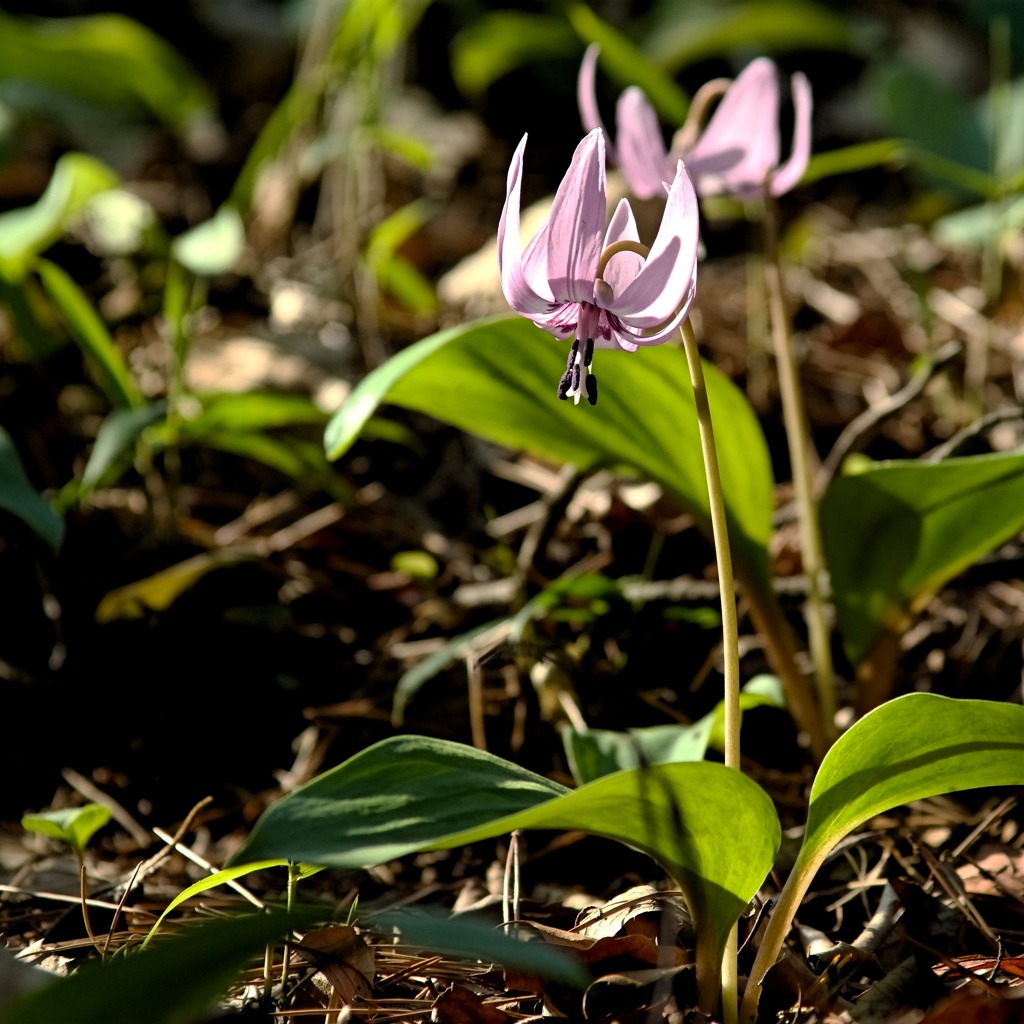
top-left (924, 407), bottom-right (1024, 462)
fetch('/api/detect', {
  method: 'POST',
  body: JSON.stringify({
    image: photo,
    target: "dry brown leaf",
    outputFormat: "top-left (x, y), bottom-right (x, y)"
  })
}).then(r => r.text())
top-left (957, 846), bottom-right (1024, 898)
top-left (572, 886), bottom-right (691, 943)
top-left (295, 925), bottom-right (375, 1003)
top-left (431, 984), bottom-right (514, 1024)
top-left (581, 935), bottom-right (691, 970)
top-left (920, 990), bottom-right (1024, 1023)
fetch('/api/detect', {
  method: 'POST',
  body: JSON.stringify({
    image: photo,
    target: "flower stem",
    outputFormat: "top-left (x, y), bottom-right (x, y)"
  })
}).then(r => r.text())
top-left (762, 193), bottom-right (837, 743)
top-left (679, 318), bottom-right (740, 1024)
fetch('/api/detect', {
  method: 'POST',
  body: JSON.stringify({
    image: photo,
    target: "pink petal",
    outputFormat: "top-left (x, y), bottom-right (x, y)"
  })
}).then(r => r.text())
top-left (544, 129), bottom-right (606, 304)
top-left (770, 71), bottom-right (813, 196)
top-left (598, 198), bottom-right (644, 299)
top-left (612, 266), bottom-right (695, 346)
top-left (607, 160), bottom-right (699, 324)
top-left (616, 88), bottom-right (673, 200)
top-left (578, 44), bottom-right (618, 165)
top-left (687, 57), bottom-right (780, 199)
top-left (498, 134), bottom-right (557, 316)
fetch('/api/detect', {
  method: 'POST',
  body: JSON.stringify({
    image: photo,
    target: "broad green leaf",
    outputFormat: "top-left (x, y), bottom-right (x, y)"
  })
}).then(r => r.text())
top-left (798, 692), bottom-right (1024, 893)
top-left (0, 911), bottom-right (316, 1024)
top-left (36, 259), bottom-right (141, 409)
top-left (871, 62), bottom-right (991, 186)
top-left (932, 196), bottom-right (1024, 250)
top-left (800, 139), bottom-right (907, 187)
top-left (821, 451), bottom-right (1024, 664)
top-left (0, 153), bottom-right (118, 281)
top-left (0, 10), bottom-right (214, 137)
top-left (171, 205), bottom-right (244, 277)
top-left (741, 692), bottom-right (1024, 1023)
top-left (567, 4), bottom-right (689, 124)
top-left (647, 1), bottom-right (853, 74)
top-left (450, 12), bottom-right (579, 97)
top-left (142, 860), bottom-right (288, 946)
top-left (370, 909), bottom-right (591, 987)
top-left (324, 316), bottom-right (773, 592)
top-left (82, 402), bottom-right (166, 489)
top-left (95, 549), bottom-right (259, 623)
top-left (22, 804), bottom-right (110, 854)
top-left (0, 427), bottom-right (64, 551)
top-left (563, 721), bottom-right (714, 785)
top-left (229, 735), bottom-right (781, 968)
top-left (564, 675), bottom-right (785, 784)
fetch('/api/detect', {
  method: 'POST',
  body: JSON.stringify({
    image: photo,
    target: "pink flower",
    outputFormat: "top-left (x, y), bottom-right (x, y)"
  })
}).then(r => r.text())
top-left (498, 128), bottom-right (699, 405)
top-left (579, 47), bottom-right (812, 202)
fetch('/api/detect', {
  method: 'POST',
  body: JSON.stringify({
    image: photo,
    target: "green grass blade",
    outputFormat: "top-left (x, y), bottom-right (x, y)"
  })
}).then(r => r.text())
top-left (0, 426), bottom-right (64, 551)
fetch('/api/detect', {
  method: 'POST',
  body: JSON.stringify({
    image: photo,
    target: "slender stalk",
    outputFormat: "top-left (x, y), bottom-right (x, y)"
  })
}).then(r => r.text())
top-left (78, 858), bottom-right (103, 955)
top-left (762, 193), bottom-right (837, 743)
top-left (281, 862), bottom-right (300, 990)
top-left (679, 318), bottom-right (740, 1024)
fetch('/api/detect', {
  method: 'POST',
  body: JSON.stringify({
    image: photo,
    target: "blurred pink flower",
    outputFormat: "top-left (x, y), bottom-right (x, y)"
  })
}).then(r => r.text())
top-left (498, 128), bottom-right (699, 405)
top-left (578, 47), bottom-right (812, 201)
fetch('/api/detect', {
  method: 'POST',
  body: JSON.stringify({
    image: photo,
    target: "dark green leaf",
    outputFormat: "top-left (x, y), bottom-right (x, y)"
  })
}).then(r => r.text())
top-left (0, 911), bottom-right (316, 1024)
top-left (0, 426), bottom-right (64, 551)
top-left (567, 4), bottom-right (689, 124)
top-left (821, 451), bottom-right (1024, 664)
top-left (0, 9), bottom-right (213, 138)
top-left (229, 735), bottom-right (780, 969)
top-left (182, 391), bottom-right (328, 435)
top-left (0, 153), bottom-right (118, 282)
top-left (450, 12), bottom-right (579, 97)
top-left (21, 804), bottom-right (110, 854)
top-left (82, 402), bottom-right (166, 489)
top-left (36, 259), bottom-right (141, 409)
top-left (370, 908), bottom-right (591, 987)
top-left (646, 2), bottom-right (853, 74)
top-left (324, 316), bottom-right (774, 593)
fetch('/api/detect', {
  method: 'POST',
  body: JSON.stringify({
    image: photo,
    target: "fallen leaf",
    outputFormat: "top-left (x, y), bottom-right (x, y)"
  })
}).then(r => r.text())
top-left (294, 925), bottom-right (374, 1003)
top-left (431, 985), bottom-right (514, 1024)
top-left (572, 885), bottom-right (692, 944)
top-left (921, 990), bottom-right (1024, 1023)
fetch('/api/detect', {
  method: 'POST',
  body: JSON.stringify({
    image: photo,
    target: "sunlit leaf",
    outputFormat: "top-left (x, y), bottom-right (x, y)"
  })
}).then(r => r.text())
top-left (567, 4), bottom-right (689, 124)
top-left (741, 693), bottom-right (1024, 1023)
top-left (171, 205), bottom-right (244, 277)
top-left (932, 196), bottom-right (1024, 250)
top-left (0, 9), bottom-right (215, 139)
top-left (82, 402), bottom-right (167, 490)
top-left (36, 258), bottom-right (141, 409)
top-left (95, 549), bottom-right (259, 623)
top-left (142, 860), bottom-right (288, 946)
top-left (0, 911), bottom-right (316, 1024)
top-left (324, 315), bottom-right (773, 593)
top-left (800, 139), bottom-right (907, 186)
top-left (21, 804), bottom-right (110, 854)
top-left (451, 12), bottom-right (578, 97)
top-left (646, 1), bottom-right (853, 74)
top-left (821, 452), bottom-right (1024, 664)
top-left (0, 426), bottom-right (64, 551)
top-left (183, 392), bottom-right (328, 434)
top-left (370, 908), bottom-right (591, 987)
top-left (564, 675), bottom-right (785, 784)
top-left (229, 735), bottom-right (780, 974)
top-left (0, 153), bottom-right (118, 282)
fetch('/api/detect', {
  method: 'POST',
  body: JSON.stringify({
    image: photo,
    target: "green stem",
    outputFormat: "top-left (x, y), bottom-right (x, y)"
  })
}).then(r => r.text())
top-left (280, 862), bottom-right (299, 991)
top-left (762, 194), bottom-right (837, 743)
top-left (679, 318), bottom-right (740, 1021)
top-left (739, 846), bottom-right (828, 1023)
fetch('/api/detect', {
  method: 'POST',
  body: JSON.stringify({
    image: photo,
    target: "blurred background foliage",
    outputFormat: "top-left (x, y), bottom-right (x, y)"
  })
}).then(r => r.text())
top-left (3, 0), bottom-right (1024, 821)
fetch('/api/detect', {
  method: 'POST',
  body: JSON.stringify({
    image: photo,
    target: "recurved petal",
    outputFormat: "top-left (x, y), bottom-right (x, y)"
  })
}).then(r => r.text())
top-left (687, 56), bottom-right (780, 198)
top-left (616, 88), bottom-right (672, 200)
top-left (612, 265), bottom-right (696, 347)
top-left (498, 134), bottom-right (556, 315)
top-left (578, 44), bottom-right (617, 165)
top-left (608, 160), bottom-right (698, 323)
top-left (544, 128), bottom-right (606, 304)
top-left (770, 71), bottom-right (813, 196)
top-left (599, 198), bottom-right (644, 300)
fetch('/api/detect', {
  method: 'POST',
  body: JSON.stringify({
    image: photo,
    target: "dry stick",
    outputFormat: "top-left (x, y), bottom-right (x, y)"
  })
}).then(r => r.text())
top-left (763, 192), bottom-right (836, 742)
top-left (102, 860), bottom-right (143, 956)
top-left (135, 796), bottom-right (213, 881)
top-left (78, 860), bottom-right (104, 955)
top-left (679, 318), bottom-right (740, 1024)
top-left (152, 827), bottom-right (265, 909)
top-left (466, 653), bottom-right (486, 751)
top-left (62, 768), bottom-right (151, 849)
